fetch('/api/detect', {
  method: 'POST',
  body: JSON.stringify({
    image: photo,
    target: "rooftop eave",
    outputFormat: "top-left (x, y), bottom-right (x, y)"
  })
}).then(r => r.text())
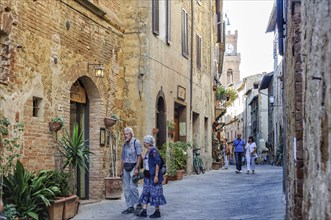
top-left (266, 4), bottom-right (276, 33)
top-left (259, 72), bottom-right (274, 90)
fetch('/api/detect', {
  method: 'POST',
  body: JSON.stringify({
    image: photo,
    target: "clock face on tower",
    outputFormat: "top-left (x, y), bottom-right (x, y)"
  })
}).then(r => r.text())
top-left (225, 44), bottom-right (234, 55)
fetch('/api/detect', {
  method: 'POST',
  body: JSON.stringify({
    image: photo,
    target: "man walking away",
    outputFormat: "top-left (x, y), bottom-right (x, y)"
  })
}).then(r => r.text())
top-left (233, 134), bottom-right (245, 173)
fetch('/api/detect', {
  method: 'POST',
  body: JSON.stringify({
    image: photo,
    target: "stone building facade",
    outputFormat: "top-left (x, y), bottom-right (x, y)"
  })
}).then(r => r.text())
top-left (280, 0), bottom-right (331, 218)
top-left (0, 0), bottom-right (224, 201)
top-left (0, 0), bottom-right (127, 200)
top-left (121, 0), bottom-right (222, 171)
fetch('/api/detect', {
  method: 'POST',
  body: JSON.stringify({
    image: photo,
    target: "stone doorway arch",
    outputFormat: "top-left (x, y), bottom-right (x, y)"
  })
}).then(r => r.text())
top-left (156, 90), bottom-right (167, 148)
top-left (69, 76), bottom-right (103, 199)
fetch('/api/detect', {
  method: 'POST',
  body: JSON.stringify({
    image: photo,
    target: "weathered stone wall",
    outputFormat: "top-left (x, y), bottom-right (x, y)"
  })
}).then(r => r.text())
top-left (0, 0), bottom-right (125, 199)
top-left (301, 0), bottom-right (331, 219)
top-left (122, 0), bottom-right (216, 171)
top-left (284, 0), bottom-right (304, 219)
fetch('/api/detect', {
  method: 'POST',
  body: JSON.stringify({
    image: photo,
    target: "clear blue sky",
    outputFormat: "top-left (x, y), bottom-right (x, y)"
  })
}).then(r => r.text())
top-left (223, 0), bottom-right (275, 79)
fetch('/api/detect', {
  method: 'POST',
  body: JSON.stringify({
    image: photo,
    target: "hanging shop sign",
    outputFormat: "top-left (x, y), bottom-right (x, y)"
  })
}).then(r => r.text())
top-left (70, 81), bottom-right (86, 104)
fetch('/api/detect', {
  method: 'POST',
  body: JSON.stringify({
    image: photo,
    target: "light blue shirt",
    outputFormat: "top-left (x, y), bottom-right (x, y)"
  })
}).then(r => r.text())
top-left (121, 138), bottom-right (142, 163)
top-left (233, 138), bottom-right (245, 153)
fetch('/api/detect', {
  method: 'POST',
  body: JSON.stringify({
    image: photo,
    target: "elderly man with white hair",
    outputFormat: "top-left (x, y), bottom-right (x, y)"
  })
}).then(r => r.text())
top-left (119, 127), bottom-right (143, 214)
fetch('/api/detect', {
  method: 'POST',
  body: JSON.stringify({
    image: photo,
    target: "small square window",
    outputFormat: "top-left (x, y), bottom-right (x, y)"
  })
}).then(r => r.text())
top-left (33, 96), bottom-right (42, 117)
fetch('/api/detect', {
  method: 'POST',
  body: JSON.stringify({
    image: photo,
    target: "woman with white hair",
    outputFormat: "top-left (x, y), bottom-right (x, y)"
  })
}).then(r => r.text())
top-left (136, 135), bottom-right (166, 218)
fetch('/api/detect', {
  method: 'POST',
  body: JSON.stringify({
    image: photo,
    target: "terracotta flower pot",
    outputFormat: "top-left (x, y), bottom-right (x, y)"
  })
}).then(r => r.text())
top-left (167, 175), bottom-right (177, 181)
top-left (176, 170), bottom-right (185, 180)
top-left (104, 117), bottom-right (117, 128)
top-left (212, 162), bottom-right (221, 170)
top-left (49, 122), bottom-right (63, 133)
top-left (47, 197), bottom-right (66, 220)
top-left (105, 177), bottom-right (123, 199)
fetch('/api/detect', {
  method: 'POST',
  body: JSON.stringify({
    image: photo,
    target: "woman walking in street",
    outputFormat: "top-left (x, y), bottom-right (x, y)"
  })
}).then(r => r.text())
top-left (223, 138), bottom-right (229, 169)
top-left (136, 135), bottom-right (166, 218)
top-left (245, 136), bottom-right (257, 174)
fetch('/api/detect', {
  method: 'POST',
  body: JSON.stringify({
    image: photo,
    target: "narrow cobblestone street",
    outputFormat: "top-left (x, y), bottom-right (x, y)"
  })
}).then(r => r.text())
top-left (74, 165), bottom-right (285, 220)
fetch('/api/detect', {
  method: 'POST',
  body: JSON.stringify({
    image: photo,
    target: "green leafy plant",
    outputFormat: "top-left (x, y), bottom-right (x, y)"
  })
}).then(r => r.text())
top-left (111, 113), bottom-right (120, 120)
top-left (166, 120), bottom-right (175, 132)
top-left (0, 118), bottom-right (24, 176)
top-left (2, 204), bottom-right (18, 220)
top-left (3, 161), bottom-right (60, 220)
top-left (40, 170), bottom-right (70, 197)
top-left (168, 141), bottom-right (192, 175)
top-left (216, 86), bottom-right (227, 101)
top-left (0, 117), bottom-right (24, 203)
top-left (50, 116), bottom-right (65, 125)
top-left (226, 88), bottom-right (238, 102)
top-left (59, 123), bottom-right (94, 195)
top-left (159, 144), bottom-right (167, 163)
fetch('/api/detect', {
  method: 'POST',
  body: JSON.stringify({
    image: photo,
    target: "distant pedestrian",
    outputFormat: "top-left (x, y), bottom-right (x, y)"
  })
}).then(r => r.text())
top-left (245, 136), bottom-right (257, 174)
top-left (136, 135), bottom-right (166, 218)
top-left (119, 127), bottom-right (143, 214)
top-left (233, 133), bottom-right (245, 173)
top-left (223, 138), bottom-right (229, 169)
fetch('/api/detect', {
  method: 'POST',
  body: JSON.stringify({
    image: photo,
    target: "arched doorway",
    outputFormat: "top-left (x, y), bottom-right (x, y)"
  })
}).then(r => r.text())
top-left (69, 75), bottom-right (104, 199)
top-left (70, 79), bottom-right (90, 199)
top-left (156, 91), bottom-right (166, 148)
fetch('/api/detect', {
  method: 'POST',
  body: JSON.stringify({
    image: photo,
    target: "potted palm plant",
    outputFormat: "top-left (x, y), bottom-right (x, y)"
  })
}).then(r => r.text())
top-left (59, 123), bottom-right (93, 219)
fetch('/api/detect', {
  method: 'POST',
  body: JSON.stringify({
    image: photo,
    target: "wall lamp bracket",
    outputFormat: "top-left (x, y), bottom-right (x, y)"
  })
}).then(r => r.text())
top-left (88, 63), bottom-right (104, 78)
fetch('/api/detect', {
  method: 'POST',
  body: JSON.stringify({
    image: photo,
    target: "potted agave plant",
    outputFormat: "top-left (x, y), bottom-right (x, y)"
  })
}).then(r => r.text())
top-left (58, 123), bottom-right (93, 219)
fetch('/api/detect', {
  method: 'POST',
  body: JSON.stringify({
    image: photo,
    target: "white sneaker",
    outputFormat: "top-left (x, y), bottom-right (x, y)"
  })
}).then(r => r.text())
top-left (239, 170), bottom-right (242, 173)
top-left (235, 170), bottom-right (239, 174)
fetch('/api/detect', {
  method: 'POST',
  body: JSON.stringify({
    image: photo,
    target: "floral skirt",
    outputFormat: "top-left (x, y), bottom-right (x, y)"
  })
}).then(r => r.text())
top-left (139, 177), bottom-right (167, 206)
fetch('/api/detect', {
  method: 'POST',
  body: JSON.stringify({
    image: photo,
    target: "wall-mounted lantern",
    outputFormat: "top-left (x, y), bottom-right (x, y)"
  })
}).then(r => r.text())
top-left (88, 63), bottom-right (104, 78)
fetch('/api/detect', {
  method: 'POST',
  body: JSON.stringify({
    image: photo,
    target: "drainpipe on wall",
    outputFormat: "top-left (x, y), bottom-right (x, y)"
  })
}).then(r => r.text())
top-left (189, 0), bottom-right (194, 120)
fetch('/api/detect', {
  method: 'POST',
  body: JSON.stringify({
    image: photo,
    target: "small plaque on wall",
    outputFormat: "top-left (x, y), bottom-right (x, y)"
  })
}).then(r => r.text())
top-left (100, 128), bottom-right (106, 146)
top-left (177, 85), bottom-right (186, 101)
top-left (179, 122), bottom-right (186, 136)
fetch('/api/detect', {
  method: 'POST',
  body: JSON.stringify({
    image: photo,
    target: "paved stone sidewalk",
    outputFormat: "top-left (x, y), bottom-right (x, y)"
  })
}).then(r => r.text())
top-left (74, 165), bottom-right (285, 220)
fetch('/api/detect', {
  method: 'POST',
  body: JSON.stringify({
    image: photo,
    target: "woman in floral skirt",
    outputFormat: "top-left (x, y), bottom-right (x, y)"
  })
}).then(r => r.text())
top-left (136, 135), bottom-right (166, 218)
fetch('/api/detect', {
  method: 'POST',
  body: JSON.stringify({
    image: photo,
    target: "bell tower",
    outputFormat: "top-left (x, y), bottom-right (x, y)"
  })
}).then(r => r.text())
top-left (220, 30), bottom-right (241, 85)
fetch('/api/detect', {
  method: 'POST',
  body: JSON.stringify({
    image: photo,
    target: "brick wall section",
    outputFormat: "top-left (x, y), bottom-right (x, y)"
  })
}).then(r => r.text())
top-left (284, 0), bottom-right (304, 219)
top-left (301, 0), bottom-right (331, 219)
top-left (0, 0), bottom-right (126, 199)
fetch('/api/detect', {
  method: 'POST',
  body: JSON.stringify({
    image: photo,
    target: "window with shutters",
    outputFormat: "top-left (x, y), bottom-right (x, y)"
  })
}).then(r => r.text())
top-left (181, 9), bottom-right (189, 57)
top-left (166, 0), bottom-right (171, 44)
top-left (152, 0), bottom-right (160, 35)
top-left (196, 34), bottom-right (202, 70)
